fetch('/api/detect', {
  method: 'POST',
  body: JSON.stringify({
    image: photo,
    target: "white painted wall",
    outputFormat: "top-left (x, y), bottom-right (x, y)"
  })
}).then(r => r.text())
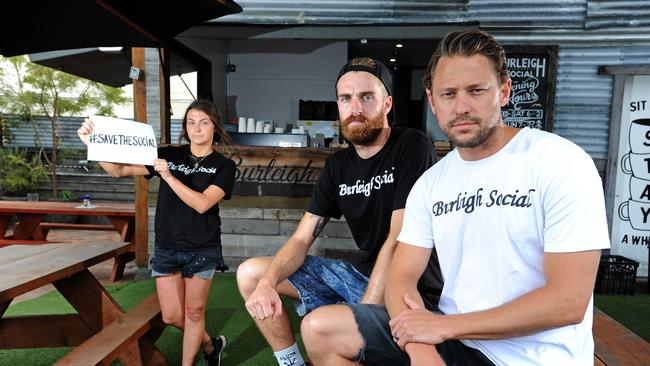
top-left (226, 40), bottom-right (347, 126)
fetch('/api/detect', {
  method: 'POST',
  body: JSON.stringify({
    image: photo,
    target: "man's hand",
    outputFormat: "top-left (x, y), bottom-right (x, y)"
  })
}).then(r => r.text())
top-left (390, 294), bottom-right (447, 349)
top-left (245, 279), bottom-right (283, 321)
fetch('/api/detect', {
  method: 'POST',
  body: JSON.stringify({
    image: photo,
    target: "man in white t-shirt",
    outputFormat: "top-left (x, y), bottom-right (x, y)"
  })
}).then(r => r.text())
top-left (303, 29), bottom-right (610, 365)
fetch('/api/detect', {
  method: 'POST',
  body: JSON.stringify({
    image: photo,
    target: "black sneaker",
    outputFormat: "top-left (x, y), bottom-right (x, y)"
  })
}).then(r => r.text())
top-left (204, 335), bottom-right (226, 366)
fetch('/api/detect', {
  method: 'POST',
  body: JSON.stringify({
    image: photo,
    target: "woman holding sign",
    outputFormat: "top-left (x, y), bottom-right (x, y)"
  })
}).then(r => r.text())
top-left (78, 99), bottom-right (235, 366)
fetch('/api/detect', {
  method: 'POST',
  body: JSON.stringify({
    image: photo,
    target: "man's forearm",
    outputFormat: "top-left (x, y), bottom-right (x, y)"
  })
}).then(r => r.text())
top-left (261, 238), bottom-right (311, 287)
top-left (361, 238), bottom-right (398, 303)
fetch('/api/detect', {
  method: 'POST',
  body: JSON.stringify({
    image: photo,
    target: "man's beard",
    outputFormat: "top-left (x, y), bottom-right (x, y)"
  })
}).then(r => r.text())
top-left (341, 113), bottom-right (385, 145)
top-left (446, 109), bottom-right (500, 148)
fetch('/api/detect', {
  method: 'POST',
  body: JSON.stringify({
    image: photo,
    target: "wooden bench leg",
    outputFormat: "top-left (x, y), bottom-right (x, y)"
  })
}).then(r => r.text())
top-left (117, 341), bottom-right (143, 366)
top-left (112, 251), bottom-right (136, 282)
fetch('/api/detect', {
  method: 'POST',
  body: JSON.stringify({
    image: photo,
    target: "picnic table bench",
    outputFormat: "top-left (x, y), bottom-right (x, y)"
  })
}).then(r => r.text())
top-left (0, 242), bottom-right (168, 365)
top-left (593, 307), bottom-right (650, 365)
top-left (54, 293), bottom-right (167, 366)
top-left (0, 200), bottom-right (136, 281)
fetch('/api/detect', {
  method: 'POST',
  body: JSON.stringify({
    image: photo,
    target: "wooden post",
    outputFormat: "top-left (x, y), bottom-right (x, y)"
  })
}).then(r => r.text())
top-left (132, 47), bottom-right (149, 268)
top-left (159, 48), bottom-right (171, 145)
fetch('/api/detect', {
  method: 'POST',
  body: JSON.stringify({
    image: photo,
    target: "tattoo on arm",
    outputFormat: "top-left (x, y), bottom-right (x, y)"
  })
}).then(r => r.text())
top-left (312, 216), bottom-right (330, 239)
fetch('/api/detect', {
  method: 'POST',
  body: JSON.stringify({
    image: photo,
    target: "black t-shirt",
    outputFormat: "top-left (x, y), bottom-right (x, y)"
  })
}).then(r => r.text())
top-left (146, 145), bottom-right (236, 252)
top-left (307, 128), bottom-right (443, 310)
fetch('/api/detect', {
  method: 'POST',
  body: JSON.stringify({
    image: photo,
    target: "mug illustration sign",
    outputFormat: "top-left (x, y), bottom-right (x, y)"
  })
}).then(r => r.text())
top-left (629, 118), bottom-right (650, 153)
top-left (621, 152), bottom-right (650, 180)
top-left (619, 199), bottom-right (650, 231)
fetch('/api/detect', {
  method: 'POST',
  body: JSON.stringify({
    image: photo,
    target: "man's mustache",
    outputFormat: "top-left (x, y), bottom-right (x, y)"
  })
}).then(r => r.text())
top-left (449, 114), bottom-right (481, 126)
top-left (342, 114), bottom-right (369, 126)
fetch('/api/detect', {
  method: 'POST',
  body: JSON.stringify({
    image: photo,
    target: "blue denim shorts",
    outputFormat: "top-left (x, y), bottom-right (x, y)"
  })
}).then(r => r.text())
top-left (151, 246), bottom-right (219, 280)
top-left (287, 255), bottom-right (369, 316)
top-left (348, 304), bottom-right (495, 366)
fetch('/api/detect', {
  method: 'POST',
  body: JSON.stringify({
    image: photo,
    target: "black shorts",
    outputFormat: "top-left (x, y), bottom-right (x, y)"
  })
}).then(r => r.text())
top-left (348, 304), bottom-right (495, 366)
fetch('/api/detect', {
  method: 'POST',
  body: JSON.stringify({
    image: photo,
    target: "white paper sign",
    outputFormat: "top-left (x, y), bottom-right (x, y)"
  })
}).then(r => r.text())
top-left (610, 75), bottom-right (650, 276)
top-left (87, 116), bottom-right (157, 165)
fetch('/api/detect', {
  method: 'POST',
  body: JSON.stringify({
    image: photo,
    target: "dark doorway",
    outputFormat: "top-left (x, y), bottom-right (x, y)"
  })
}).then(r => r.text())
top-left (347, 39), bottom-right (438, 131)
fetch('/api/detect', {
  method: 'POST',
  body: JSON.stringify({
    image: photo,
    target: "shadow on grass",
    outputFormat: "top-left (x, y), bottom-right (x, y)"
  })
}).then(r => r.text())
top-left (223, 321), bottom-right (271, 365)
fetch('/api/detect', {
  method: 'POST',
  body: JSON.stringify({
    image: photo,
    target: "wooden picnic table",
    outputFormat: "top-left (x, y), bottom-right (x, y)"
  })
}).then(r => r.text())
top-left (0, 241), bottom-right (167, 365)
top-left (0, 200), bottom-right (136, 281)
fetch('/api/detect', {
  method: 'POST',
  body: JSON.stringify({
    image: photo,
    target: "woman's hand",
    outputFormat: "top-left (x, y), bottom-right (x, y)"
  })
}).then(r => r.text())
top-left (77, 117), bottom-right (94, 146)
top-left (154, 158), bottom-right (172, 180)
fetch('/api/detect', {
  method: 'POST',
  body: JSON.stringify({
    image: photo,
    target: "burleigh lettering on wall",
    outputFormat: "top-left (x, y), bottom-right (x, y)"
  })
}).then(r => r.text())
top-left (231, 155), bottom-right (319, 185)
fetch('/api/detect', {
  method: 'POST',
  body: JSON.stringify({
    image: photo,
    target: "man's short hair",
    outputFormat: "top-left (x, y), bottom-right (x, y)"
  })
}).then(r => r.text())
top-left (336, 57), bottom-right (392, 97)
top-left (423, 29), bottom-right (509, 90)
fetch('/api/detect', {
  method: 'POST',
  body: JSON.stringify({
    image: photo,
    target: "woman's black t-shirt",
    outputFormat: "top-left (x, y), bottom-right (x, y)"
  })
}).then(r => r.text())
top-left (146, 145), bottom-right (236, 251)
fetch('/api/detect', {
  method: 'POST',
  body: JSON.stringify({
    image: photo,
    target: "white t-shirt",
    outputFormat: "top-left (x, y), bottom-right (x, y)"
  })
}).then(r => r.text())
top-left (398, 128), bottom-right (610, 365)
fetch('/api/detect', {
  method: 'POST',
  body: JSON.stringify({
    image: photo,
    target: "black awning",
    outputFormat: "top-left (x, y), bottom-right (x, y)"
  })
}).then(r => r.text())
top-left (0, 0), bottom-right (241, 57)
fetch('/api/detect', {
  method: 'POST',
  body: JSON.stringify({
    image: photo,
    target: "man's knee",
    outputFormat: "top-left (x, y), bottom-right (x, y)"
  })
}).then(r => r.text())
top-left (302, 305), bottom-right (362, 357)
top-left (236, 257), bottom-right (269, 296)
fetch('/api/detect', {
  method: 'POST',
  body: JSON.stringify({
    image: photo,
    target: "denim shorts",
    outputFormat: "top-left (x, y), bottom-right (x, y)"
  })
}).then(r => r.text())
top-left (348, 304), bottom-right (495, 366)
top-left (287, 255), bottom-right (369, 316)
top-left (151, 246), bottom-right (219, 280)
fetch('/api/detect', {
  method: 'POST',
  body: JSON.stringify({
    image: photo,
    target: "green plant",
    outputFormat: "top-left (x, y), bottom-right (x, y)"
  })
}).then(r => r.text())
top-left (0, 148), bottom-right (49, 196)
top-left (57, 189), bottom-right (74, 201)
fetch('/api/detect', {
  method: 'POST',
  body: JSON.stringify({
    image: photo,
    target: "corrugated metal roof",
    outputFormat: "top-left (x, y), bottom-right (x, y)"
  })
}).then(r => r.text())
top-left (215, 0), bottom-right (469, 24)
top-left (553, 46), bottom-right (650, 159)
top-left (586, 1), bottom-right (650, 29)
top-left (469, 0), bottom-right (586, 28)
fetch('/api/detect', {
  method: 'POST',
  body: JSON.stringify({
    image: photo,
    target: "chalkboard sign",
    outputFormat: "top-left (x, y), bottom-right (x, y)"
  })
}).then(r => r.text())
top-left (502, 46), bottom-right (557, 131)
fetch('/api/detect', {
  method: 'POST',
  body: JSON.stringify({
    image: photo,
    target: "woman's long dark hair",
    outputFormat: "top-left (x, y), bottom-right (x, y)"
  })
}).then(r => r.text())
top-left (179, 99), bottom-right (232, 146)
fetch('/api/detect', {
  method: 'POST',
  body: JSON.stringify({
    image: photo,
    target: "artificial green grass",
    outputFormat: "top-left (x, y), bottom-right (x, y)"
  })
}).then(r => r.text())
top-left (0, 274), bottom-right (305, 366)
top-left (2, 275), bottom-right (648, 365)
top-left (595, 292), bottom-right (650, 342)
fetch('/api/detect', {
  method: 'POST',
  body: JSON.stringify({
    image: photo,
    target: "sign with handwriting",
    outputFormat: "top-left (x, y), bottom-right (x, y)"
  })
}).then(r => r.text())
top-left (503, 46), bottom-right (557, 131)
top-left (87, 116), bottom-right (157, 165)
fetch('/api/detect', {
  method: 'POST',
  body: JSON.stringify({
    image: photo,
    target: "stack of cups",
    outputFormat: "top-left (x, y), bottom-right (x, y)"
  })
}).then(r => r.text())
top-left (255, 120), bottom-right (265, 133)
top-left (263, 122), bottom-right (272, 134)
top-left (247, 118), bottom-right (256, 133)
top-left (238, 117), bottom-right (246, 133)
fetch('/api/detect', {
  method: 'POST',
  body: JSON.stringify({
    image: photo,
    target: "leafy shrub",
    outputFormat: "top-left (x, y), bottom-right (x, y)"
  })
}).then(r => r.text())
top-left (0, 148), bottom-right (49, 196)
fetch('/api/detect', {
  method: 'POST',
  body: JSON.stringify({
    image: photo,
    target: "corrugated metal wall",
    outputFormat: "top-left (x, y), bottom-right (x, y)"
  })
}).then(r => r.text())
top-left (470, 0), bottom-right (587, 28)
top-left (216, 0), bottom-right (469, 24)
top-left (3, 116), bottom-right (183, 149)
top-left (586, 0), bottom-right (650, 28)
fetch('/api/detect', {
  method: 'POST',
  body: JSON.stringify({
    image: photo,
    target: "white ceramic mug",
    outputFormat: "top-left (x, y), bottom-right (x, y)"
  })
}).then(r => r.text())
top-left (238, 117), bottom-right (247, 133)
top-left (621, 151), bottom-right (650, 179)
top-left (619, 199), bottom-right (650, 231)
top-left (247, 118), bottom-right (256, 133)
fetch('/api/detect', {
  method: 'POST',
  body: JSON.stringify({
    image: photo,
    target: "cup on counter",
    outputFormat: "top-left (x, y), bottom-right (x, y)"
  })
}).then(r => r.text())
top-left (275, 127), bottom-right (284, 134)
top-left (238, 117), bottom-right (247, 133)
top-left (263, 123), bottom-right (272, 133)
top-left (255, 120), bottom-right (265, 133)
top-left (246, 118), bottom-right (255, 133)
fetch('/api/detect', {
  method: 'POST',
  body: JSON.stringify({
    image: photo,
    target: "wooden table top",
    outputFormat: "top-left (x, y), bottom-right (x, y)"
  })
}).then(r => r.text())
top-left (0, 201), bottom-right (135, 217)
top-left (0, 241), bottom-right (133, 302)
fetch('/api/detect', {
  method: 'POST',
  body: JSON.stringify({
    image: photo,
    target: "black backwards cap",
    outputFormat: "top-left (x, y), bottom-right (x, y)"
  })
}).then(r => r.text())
top-left (335, 58), bottom-right (392, 96)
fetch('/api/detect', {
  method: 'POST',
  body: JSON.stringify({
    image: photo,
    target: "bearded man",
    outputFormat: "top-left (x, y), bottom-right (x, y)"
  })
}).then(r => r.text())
top-left (236, 58), bottom-right (443, 366)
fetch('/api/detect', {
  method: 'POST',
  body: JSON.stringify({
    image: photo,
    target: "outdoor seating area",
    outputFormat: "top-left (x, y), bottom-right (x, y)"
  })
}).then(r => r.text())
top-left (2, 1), bottom-right (650, 365)
top-left (0, 226), bottom-right (647, 365)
